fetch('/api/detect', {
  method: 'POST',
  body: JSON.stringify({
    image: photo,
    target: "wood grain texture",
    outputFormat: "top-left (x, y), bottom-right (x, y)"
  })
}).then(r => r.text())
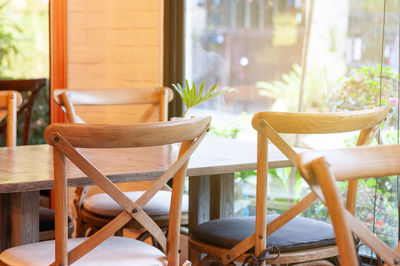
top-left (45, 116), bottom-right (210, 148)
top-left (0, 91), bottom-right (23, 147)
top-left (167, 141), bottom-right (191, 265)
top-left (54, 87), bottom-right (174, 238)
top-left (255, 132), bottom-right (267, 258)
top-left (190, 107), bottom-right (389, 265)
top-left (54, 87), bottom-right (173, 124)
top-left (210, 173), bottom-right (234, 220)
top-left (0, 136), bottom-right (297, 193)
top-left (252, 106), bottom-right (389, 134)
top-left (53, 147), bottom-right (68, 265)
top-left (6, 92), bottom-right (17, 147)
top-left (54, 87), bottom-right (173, 106)
top-left (49, 0), bottom-right (67, 124)
top-left (0, 91), bottom-right (22, 108)
top-left (297, 145), bottom-right (400, 266)
top-left (53, 132), bottom-right (169, 253)
top-left (298, 144), bottom-right (400, 182)
top-left (0, 91), bottom-right (38, 252)
top-left (10, 191), bottom-right (40, 247)
top-left (311, 157), bottom-right (358, 266)
top-left (46, 118), bottom-right (209, 265)
top-left (188, 175), bottom-right (210, 233)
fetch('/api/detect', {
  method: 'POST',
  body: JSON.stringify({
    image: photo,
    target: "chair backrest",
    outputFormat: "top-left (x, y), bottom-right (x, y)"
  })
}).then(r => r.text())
top-left (0, 91), bottom-right (22, 147)
top-left (217, 107), bottom-right (389, 264)
top-left (54, 87), bottom-right (175, 197)
top-left (54, 87), bottom-right (174, 124)
top-left (297, 144), bottom-right (400, 266)
top-left (44, 116), bottom-right (211, 266)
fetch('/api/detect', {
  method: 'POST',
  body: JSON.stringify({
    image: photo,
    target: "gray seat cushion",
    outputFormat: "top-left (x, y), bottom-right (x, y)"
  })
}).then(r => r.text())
top-left (0, 236), bottom-right (166, 266)
top-left (192, 215), bottom-right (335, 252)
top-left (83, 190), bottom-right (188, 217)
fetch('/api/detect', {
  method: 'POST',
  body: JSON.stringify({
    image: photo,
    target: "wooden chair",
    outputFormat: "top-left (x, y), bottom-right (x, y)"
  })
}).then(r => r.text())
top-left (0, 91), bottom-right (22, 147)
top-left (53, 88), bottom-right (179, 237)
top-left (0, 116), bottom-right (210, 265)
top-left (0, 79), bottom-right (46, 145)
top-left (297, 144), bottom-right (400, 266)
top-left (54, 87), bottom-right (173, 124)
top-left (0, 91), bottom-right (73, 241)
top-left (188, 106), bottom-right (390, 265)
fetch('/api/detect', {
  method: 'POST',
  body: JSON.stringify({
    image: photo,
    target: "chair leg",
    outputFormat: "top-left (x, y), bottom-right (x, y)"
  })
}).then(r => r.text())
top-left (189, 246), bottom-right (202, 266)
top-left (84, 227), bottom-right (98, 237)
top-left (114, 228), bottom-right (124, 236)
top-left (74, 219), bottom-right (85, 237)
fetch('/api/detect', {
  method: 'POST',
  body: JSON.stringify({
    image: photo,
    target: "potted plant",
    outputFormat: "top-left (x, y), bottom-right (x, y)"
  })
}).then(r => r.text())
top-left (171, 80), bottom-right (236, 118)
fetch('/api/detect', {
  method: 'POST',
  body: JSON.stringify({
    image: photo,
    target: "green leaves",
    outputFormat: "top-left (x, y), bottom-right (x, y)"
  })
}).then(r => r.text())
top-left (0, 0), bottom-right (20, 73)
top-left (172, 80), bottom-right (236, 117)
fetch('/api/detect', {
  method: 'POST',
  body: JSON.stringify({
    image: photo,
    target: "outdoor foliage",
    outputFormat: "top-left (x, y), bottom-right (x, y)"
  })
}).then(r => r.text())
top-left (0, 1), bottom-right (20, 74)
top-left (209, 103), bottom-right (398, 248)
top-left (172, 80), bottom-right (236, 117)
top-left (22, 85), bottom-right (49, 144)
top-left (0, 0), bottom-right (49, 145)
top-left (208, 112), bottom-right (253, 139)
top-left (329, 65), bottom-right (398, 125)
top-left (256, 64), bottom-right (330, 112)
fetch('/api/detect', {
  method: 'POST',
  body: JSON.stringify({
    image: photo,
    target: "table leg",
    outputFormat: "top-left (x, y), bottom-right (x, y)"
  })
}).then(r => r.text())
top-left (0, 194), bottom-right (11, 251)
top-left (210, 173), bottom-right (234, 220)
top-left (188, 176), bottom-right (210, 233)
top-left (10, 191), bottom-right (39, 247)
top-left (188, 174), bottom-right (235, 233)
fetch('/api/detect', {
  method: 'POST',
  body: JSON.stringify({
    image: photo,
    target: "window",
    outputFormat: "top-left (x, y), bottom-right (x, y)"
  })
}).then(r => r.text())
top-left (183, 0), bottom-right (400, 256)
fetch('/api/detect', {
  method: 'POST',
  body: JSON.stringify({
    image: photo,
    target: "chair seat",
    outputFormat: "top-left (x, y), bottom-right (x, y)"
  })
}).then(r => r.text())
top-left (192, 215), bottom-right (336, 252)
top-left (83, 190), bottom-right (188, 217)
top-left (39, 207), bottom-right (72, 231)
top-left (0, 236), bottom-right (166, 266)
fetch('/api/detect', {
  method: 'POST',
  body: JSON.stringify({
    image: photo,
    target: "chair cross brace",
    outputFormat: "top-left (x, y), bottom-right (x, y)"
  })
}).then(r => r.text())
top-left (49, 127), bottom-right (207, 265)
top-left (306, 157), bottom-right (400, 265)
top-left (223, 118), bottom-right (382, 264)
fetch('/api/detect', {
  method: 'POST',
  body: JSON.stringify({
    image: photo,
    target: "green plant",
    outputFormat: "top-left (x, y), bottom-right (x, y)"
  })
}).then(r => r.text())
top-left (208, 112), bottom-right (253, 139)
top-left (0, 0), bottom-right (20, 75)
top-left (329, 65), bottom-right (398, 125)
top-left (0, 0), bottom-right (49, 145)
top-left (256, 64), bottom-right (329, 112)
top-left (171, 80), bottom-right (236, 117)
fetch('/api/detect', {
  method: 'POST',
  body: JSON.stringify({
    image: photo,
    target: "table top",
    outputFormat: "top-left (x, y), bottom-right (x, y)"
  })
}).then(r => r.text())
top-left (0, 135), bottom-right (295, 193)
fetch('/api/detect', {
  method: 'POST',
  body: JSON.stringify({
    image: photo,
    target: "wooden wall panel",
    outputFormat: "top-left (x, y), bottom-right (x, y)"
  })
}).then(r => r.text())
top-left (49, 0), bottom-right (67, 123)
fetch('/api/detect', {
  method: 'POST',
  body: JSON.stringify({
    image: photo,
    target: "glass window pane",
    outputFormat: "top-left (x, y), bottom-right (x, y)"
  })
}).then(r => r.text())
top-left (184, 0), bottom-right (400, 254)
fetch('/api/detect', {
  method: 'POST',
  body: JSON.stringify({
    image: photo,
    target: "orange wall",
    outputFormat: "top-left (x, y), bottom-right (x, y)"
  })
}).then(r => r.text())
top-left (50, 0), bottom-right (164, 122)
top-left (67, 0), bottom-right (164, 89)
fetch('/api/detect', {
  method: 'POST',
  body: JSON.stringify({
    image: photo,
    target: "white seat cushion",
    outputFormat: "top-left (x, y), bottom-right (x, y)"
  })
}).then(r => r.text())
top-left (0, 236), bottom-right (166, 266)
top-left (83, 190), bottom-right (188, 217)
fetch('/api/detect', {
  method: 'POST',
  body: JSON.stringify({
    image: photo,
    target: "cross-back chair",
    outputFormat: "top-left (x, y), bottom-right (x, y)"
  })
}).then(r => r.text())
top-left (297, 144), bottom-right (400, 266)
top-left (0, 91), bottom-right (73, 241)
top-left (53, 88), bottom-right (179, 237)
top-left (188, 106), bottom-right (390, 265)
top-left (54, 87), bottom-right (173, 124)
top-left (0, 116), bottom-right (210, 266)
top-left (0, 91), bottom-right (22, 147)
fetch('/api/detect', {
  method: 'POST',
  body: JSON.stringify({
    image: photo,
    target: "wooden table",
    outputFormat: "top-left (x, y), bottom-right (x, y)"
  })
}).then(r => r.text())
top-left (0, 135), bottom-right (294, 251)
